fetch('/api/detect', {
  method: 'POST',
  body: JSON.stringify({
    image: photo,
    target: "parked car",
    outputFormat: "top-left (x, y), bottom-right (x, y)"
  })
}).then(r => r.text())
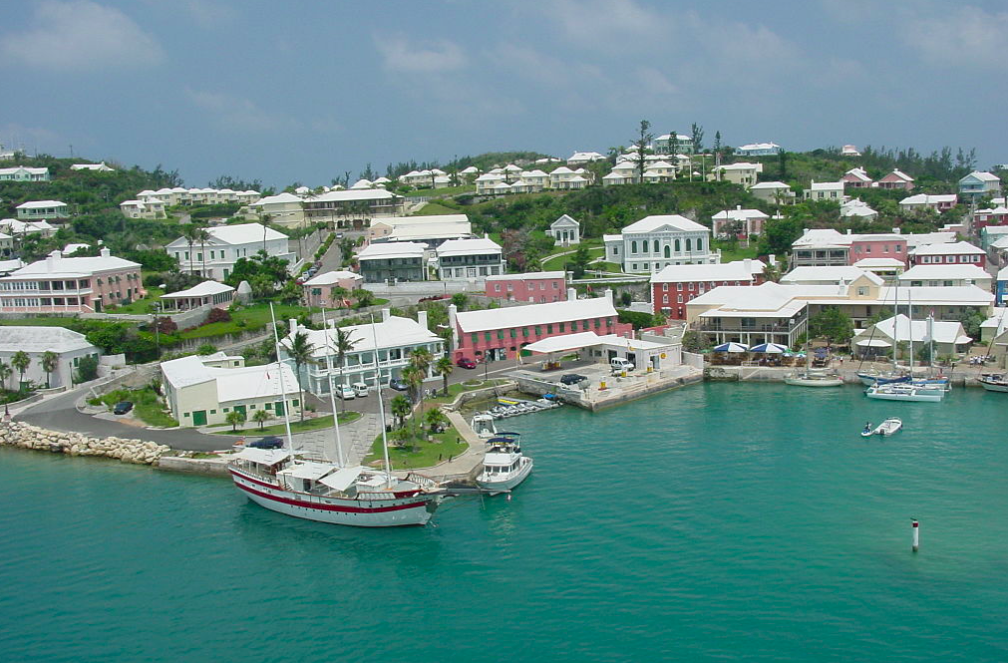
top-left (352, 382), bottom-right (369, 397)
top-left (456, 357), bottom-right (477, 369)
top-left (559, 374), bottom-right (588, 386)
top-left (610, 357), bottom-right (635, 373)
top-left (336, 385), bottom-right (356, 400)
top-left (249, 436), bottom-right (283, 449)
top-left (112, 401), bottom-right (133, 415)
top-left (389, 378), bottom-right (410, 391)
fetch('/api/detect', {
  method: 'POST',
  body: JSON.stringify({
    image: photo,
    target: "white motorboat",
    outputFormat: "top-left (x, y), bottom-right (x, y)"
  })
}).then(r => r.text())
top-left (865, 383), bottom-right (945, 402)
top-left (784, 371), bottom-right (844, 387)
top-left (863, 417), bottom-right (903, 436)
top-left (476, 433), bottom-right (533, 496)
top-left (978, 374), bottom-right (1008, 393)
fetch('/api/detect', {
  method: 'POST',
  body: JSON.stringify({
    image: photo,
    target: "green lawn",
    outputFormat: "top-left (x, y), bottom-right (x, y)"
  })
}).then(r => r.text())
top-left (413, 201), bottom-right (458, 215)
top-left (221, 411), bottom-right (361, 435)
top-left (713, 241), bottom-right (760, 262)
top-left (93, 387), bottom-right (178, 428)
top-left (363, 422), bottom-right (468, 470)
top-left (0, 317), bottom-right (79, 327)
top-left (426, 378), bottom-right (507, 403)
top-left (405, 184), bottom-right (474, 198)
top-left (106, 287), bottom-right (164, 315)
top-left (541, 245), bottom-right (604, 271)
top-left (178, 303), bottom-right (308, 339)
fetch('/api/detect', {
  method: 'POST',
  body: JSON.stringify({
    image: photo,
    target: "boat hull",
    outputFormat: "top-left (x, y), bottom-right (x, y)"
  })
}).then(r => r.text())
top-left (230, 469), bottom-right (437, 527)
top-left (865, 388), bottom-right (944, 403)
top-left (476, 458), bottom-right (534, 496)
top-left (979, 379), bottom-right (1008, 393)
top-left (785, 377), bottom-right (844, 387)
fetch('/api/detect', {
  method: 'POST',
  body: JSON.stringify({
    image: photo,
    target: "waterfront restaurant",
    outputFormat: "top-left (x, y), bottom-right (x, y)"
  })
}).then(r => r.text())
top-left (450, 291), bottom-right (632, 362)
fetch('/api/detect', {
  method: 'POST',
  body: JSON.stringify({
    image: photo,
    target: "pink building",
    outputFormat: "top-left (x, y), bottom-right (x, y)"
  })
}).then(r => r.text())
top-left (0, 248), bottom-right (144, 313)
top-left (909, 241), bottom-right (986, 268)
top-left (849, 234), bottom-right (908, 265)
top-left (878, 169), bottom-right (915, 191)
top-left (484, 271), bottom-right (567, 303)
top-left (972, 205), bottom-right (1008, 230)
top-left (451, 291), bottom-right (631, 362)
top-left (302, 270), bottom-right (364, 307)
top-left (841, 167), bottom-right (873, 188)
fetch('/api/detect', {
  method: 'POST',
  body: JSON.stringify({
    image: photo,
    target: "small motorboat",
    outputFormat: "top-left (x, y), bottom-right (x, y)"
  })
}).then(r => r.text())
top-left (476, 433), bottom-right (533, 496)
top-left (875, 417), bottom-right (903, 436)
top-left (861, 422), bottom-right (875, 438)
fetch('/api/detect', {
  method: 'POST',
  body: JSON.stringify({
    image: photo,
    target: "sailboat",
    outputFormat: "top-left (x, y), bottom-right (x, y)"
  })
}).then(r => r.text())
top-left (784, 337), bottom-right (843, 387)
top-left (864, 293), bottom-right (945, 402)
top-left (228, 305), bottom-right (445, 527)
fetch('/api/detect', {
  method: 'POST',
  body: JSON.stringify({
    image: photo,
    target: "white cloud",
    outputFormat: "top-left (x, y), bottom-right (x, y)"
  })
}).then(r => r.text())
top-left (373, 34), bottom-right (467, 74)
top-left (0, 1), bottom-right (165, 71)
top-left (543, 0), bottom-right (665, 43)
top-left (901, 7), bottom-right (1008, 68)
top-left (182, 0), bottom-right (237, 29)
top-left (187, 89), bottom-right (297, 133)
top-left (490, 43), bottom-right (606, 89)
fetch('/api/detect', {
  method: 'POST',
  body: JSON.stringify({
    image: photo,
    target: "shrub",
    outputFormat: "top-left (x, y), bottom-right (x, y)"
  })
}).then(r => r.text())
top-left (197, 344), bottom-right (217, 355)
top-left (206, 307), bottom-right (232, 324)
top-left (155, 318), bottom-right (178, 334)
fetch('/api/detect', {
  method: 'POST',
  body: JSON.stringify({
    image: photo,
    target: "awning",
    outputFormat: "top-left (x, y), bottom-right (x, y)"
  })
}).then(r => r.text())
top-left (233, 448), bottom-right (291, 466)
top-left (955, 336), bottom-right (974, 344)
top-left (283, 461), bottom-right (336, 481)
top-left (749, 342), bottom-right (788, 353)
top-left (855, 339), bottom-right (892, 348)
top-left (319, 466), bottom-right (364, 492)
top-left (521, 331), bottom-right (602, 354)
top-left (713, 342), bottom-right (749, 353)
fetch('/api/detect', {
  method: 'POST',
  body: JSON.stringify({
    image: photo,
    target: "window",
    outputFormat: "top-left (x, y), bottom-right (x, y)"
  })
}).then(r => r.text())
top-left (471, 333), bottom-right (478, 345)
top-left (675, 239), bottom-right (681, 252)
top-left (677, 294), bottom-right (683, 303)
top-left (522, 327), bottom-right (529, 337)
top-left (547, 324), bottom-right (553, 334)
top-left (631, 241), bottom-right (638, 254)
top-left (553, 281), bottom-right (558, 289)
top-left (664, 245), bottom-right (671, 258)
top-left (677, 282), bottom-right (684, 292)
top-left (534, 326), bottom-right (542, 336)
top-left (497, 330), bottom-right (504, 340)
top-left (559, 322), bottom-right (566, 332)
top-left (662, 283), bottom-right (669, 292)
top-left (688, 282), bottom-right (695, 291)
top-left (686, 238), bottom-right (692, 252)
top-left (510, 328), bottom-right (517, 338)
top-left (484, 332), bottom-right (491, 342)
top-left (697, 239), bottom-right (703, 252)
top-left (594, 318), bottom-right (601, 328)
top-left (653, 240), bottom-right (659, 253)
top-left (663, 295), bottom-right (669, 304)
top-left (857, 287), bottom-right (867, 296)
top-left (494, 284), bottom-right (501, 292)
top-left (210, 409), bottom-right (217, 415)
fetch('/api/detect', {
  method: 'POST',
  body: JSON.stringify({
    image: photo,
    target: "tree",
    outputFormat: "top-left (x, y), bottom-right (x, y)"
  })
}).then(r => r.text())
top-left (435, 355), bottom-right (453, 396)
top-left (0, 360), bottom-right (12, 391)
top-left (74, 355), bottom-right (99, 384)
top-left (959, 308), bottom-right (986, 340)
top-left (390, 394), bottom-right (411, 429)
top-left (713, 130), bottom-right (722, 154)
top-left (690, 123), bottom-right (704, 154)
top-left (632, 119), bottom-right (653, 181)
top-left (682, 330), bottom-right (712, 353)
top-left (451, 292), bottom-right (468, 310)
top-left (761, 262), bottom-right (784, 283)
top-left (11, 351), bottom-right (30, 390)
top-left (196, 227), bottom-right (211, 277)
top-left (182, 223), bottom-right (200, 275)
top-left (287, 331), bottom-right (316, 422)
top-left (40, 351), bottom-right (58, 388)
top-left (424, 408), bottom-right (449, 434)
top-left (757, 215), bottom-right (803, 257)
top-left (253, 408), bottom-right (270, 430)
top-left (332, 327), bottom-right (358, 412)
top-left (808, 307), bottom-right (853, 347)
top-left (329, 285), bottom-right (348, 307)
top-left (568, 243), bottom-right (592, 279)
top-left (352, 288), bottom-right (375, 309)
top-left (778, 150), bottom-right (788, 181)
top-left (226, 409), bottom-right (247, 431)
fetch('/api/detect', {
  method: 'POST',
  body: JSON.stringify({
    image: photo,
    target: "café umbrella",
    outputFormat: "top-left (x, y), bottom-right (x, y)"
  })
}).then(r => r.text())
top-left (749, 342), bottom-right (788, 354)
top-left (713, 342), bottom-right (749, 353)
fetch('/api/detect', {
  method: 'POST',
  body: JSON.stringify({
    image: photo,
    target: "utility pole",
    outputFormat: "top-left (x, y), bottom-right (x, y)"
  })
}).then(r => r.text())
top-left (152, 302), bottom-right (162, 358)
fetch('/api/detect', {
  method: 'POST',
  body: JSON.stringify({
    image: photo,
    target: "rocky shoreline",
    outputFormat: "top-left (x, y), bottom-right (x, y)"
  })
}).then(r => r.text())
top-left (0, 422), bottom-right (171, 465)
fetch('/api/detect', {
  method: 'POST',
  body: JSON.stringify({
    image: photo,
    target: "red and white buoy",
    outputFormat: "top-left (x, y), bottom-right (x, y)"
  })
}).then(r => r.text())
top-left (912, 519), bottom-right (919, 553)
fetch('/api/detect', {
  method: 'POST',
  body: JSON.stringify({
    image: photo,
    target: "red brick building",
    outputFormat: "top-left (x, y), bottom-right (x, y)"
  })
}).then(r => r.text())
top-left (651, 259), bottom-right (765, 318)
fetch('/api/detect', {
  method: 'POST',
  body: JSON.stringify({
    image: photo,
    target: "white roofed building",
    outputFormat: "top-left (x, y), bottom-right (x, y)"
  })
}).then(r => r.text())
top-left (567, 152), bottom-right (606, 166)
top-left (435, 237), bottom-right (504, 280)
top-left (166, 222), bottom-right (295, 281)
top-left (900, 193), bottom-right (958, 213)
top-left (710, 162), bottom-right (763, 188)
top-left (651, 259), bottom-right (766, 319)
top-left (302, 270), bottom-right (364, 307)
top-left (851, 314), bottom-right (972, 359)
top-left (70, 163), bottom-right (115, 173)
top-left (547, 214), bottom-right (580, 246)
top-left (878, 169), bottom-right (915, 191)
top-left (841, 167), bottom-right (873, 189)
top-left (909, 240), bottom-right (986, 267)
top-left (0, 218), bottom-right (55, 238)
top-left (712, 206), bottom-right (769, 239)
top-left (804, 180), bottom-right (845, 202)
top-left (356, 241), bottom-right (426, 282)
top-left (736, 142), bottom-right (782, 157)
top-left (898, 264), bottom-right (992, 290)
top-left (781, 266), bottom-right (884, 287)
top-left (280, 310), bottom-right (444, 394)
top-left (605, 214), bottom-right (717, 274)
top-left (161, 354), bottom-right (300, 428)
top-left (302, 188), bottom-right (404, 227)
top-left (248, 192), bottom-right (305, 227)
top-left (160, 281), bottom-right (235, 312)
top-left (958, 171), bottom-right (1001, 200)
top-left (485, 271), bottom-right (567, 303)
top-left (120, 198), bottom-right (167, 220)
top-left (750, 181), bottom-right (796, 204)
top-left (367, 214), bottom-right (471, 246)
top-left (16, 200), bottom-right (69, 221)
top-left (840, 199), bottom-right (878, 220)
top-left (0, 326), bottom-right (100, 389)
top-left (0, 166), bottom-right (49, 182)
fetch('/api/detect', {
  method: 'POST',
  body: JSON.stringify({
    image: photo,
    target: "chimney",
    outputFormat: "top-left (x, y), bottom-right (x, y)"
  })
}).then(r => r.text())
top-left (448, 303), bottom-right (459, 350)
top-left (567, 287), bottom-right (577, 301)
top-left (736, 204), bottom-right (742, 210)
top-left (744, 258), bottom-right (752, 273)
top-left (803, 228), bottom-right (809, 235)
top-left (417, 310), bottom-right (428, 329)
top-left (893, 227), bottom-right (901, 234)
top-left (769, 253), bottom-right (776, 266)
top-left (604, 288), bottom-right (613, 303)
top-left (846, 228), bottom-right (852, 235)
top-left (99, 247), bottom-right (110, 258)
top-left (289, 318), bottom-right (298, 335)
top-left (381, 308), bottom-right (391, 322)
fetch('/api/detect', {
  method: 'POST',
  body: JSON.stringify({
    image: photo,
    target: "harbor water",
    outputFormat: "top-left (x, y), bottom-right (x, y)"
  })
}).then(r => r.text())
top-left (3, 383), bottom-right (1008, 661)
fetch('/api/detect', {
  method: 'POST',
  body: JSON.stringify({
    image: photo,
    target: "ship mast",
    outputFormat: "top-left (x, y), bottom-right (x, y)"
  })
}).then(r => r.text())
top-left (269, 302), bottom-right (296, 454)
top-left (320, 307), bottom-right (345, 467)
top-left (369, 314), bottom-right (393, 487)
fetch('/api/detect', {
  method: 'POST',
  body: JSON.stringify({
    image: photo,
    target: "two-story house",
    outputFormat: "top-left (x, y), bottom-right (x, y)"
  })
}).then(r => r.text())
top-left (805, 181), bottom-right (845, 202)
top-left (356, 241), bottom-right (426, 282)
top-left (0, 248), bottom-right (143, 313)
top-left (651, 259), bottom-right (766, 319)
top-left (485, 271), bottom-right (567, 303)
top-left (435, 237), bottom-right (505, 280)
top-left (167, 222), bottom-right (296, 281)
top-left (16, 200), bottom-right (69, 220)
top-left (711, 206), bottom-right (769, 239)
top-left (710, 162), bottom-right (763, 188)
top-left (959, 171), bottom-right (1001, 201)
top-left (604, 214), bottom-right (717, 274)
top-left (0, 166), bottom-right (49, 182)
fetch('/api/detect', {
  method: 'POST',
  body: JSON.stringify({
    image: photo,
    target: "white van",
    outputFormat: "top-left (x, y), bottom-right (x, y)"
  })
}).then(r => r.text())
top-left (610, 357), bottom-right (635, 373)
top-left (352, 382), bottom-right (369, 397)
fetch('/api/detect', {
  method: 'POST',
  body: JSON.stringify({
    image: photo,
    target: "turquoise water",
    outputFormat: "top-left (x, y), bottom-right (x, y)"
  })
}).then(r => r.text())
top-left (3, 383), bottom-right (1008, 661)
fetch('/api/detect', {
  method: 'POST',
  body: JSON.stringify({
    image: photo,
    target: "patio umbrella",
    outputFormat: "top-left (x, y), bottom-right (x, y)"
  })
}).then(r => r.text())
top-left (749, 342), bottom-right (788, 354)
top-left (713, 342), bottom-right (749, 353)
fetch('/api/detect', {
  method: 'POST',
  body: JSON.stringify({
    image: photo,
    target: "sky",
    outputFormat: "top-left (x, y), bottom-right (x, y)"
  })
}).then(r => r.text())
top-left (2, 0), bottom-right (1007, 189)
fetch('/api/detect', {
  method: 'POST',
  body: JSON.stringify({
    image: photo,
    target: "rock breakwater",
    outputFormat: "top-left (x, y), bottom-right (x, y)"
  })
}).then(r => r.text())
top-left (0, 422), bottom-right (171, 465)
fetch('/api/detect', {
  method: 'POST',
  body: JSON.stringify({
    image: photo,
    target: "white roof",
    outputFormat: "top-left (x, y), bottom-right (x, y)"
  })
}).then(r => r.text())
top-left (901, 193), bottom-right (958, 206)
top-left (867, 314), bottom-right (971, 345)
top-left (909, 241), bottom-right (983, 256)
top-left (161, 355), bottom-right (299, 403)
top-left (738, 142), bottom-right (780, 151)
top-left (0, 166), bottom-right (47, 175)
top-left (10, 251), bottom-right (138, 277)
top-left (844, 167), bottom-right (872, 182)
top-left (982, 308), bottom-right (1008, 336)
top-left (16, 200), bottom-right (67, 209)
top-left (459, 166), bottom-right (479, 174)
top-left (750, 181), bottom-right (791, 190)
top-left (485, 271), bottom-right (564, 282)
top-left (252, 192), bottom-right (302, 206)
top-left (522, 331), bottom-right (602, 354)
top-left (0, 326), bottom-right (95, 354)
top-left (962, 171), bottom-right (1000, 183)
top-left (712, 208), bottom-right (769, 221)
top-left (853, 258), bottom-right (905, 269)
top-left (651, 260), bottom-right (764, 284)
top-left (551, 214), bottom-right (579, 228)
top-left (307, 189), bottom-right (398, 203)
top-left (303, 270), bottom-right (361, 286)
top-left (840, 200), bottom-right (877, 218)
top-left (715, 162), bottom-right (761, 171)
top-left (898, 264), bottom-right (991, 281)
top-left (781, 266), bottom-right (883, 286)
top-left (319, 466), bottom-right (364, 492)
top-left (621, 214), bottom-right (708, 234)
top-left (204, 222), bottom-right (287, 245)
top-left (293, 315), bottom-right (440, 359)
top-left (808, 180), bottom-right (844, 191)
top-left (160, 281), bottom-right (235, 299)
top-left (455, 296), bottom-right (618, 333)
top-left (436, 237), bottom-right (501, 257)
top-left (357, 242), bottom-right (426, 260)
top-left (885, 169), bottom-right (914, 182)
top-left (234, 447), bottom-right (291, 466)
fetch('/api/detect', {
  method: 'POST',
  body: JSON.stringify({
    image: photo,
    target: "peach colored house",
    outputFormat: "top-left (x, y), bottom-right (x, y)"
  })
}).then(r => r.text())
top-left (0, 248), bottom-right (144, 313)
top-left (878, 169), bottom-right (915, 191)
top-left (302, 270), bottom-right (363, 307)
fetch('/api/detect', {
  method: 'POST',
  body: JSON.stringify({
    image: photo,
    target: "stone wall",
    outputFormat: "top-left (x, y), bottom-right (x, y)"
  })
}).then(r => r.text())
top-left (0, 421), bottom-right (171, 465)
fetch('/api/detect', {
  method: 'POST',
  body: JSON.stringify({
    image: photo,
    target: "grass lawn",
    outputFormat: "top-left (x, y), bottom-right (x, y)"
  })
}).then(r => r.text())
top-left (406, 184), bottom-right (474, 198)
top-left (593, 261), bottom-right (623, 273)
top-left (541, 245), bottom-right (604, 271)
top-left (106, 287), bottom-right (164, 315)
top-left (178, 303), bottom-right (308, 339)
top-left (0, 317), bottom-right (79, 327)
top-left (92, 387), bottom-right (178, 428)
top-left (413, 201), bottom-right (459, 215)
top-left (713, 241), bottom-right (760, 262)
top-left (363, 422), bottom-right (468, 470)
top-left (427, 378), bottom-right (507, 403)
top-left (221, 411), bottom-right (362, 435)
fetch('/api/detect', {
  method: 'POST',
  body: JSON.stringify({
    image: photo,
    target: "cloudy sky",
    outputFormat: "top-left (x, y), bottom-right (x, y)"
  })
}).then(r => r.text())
top-left (2, 0), bottom-right (1006, 188)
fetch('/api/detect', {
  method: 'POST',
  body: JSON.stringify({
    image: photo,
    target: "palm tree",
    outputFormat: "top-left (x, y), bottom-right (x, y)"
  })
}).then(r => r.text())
top-left (424, 407), bottom-right (448, 434)
top-left (287, 331), bottom-right (316, 422)
top-left (0, 360), bottom-right (12, 392)
top-left (182, 223), bottom-right (200, 275)
top-left (330, 286), bottom-right (348, 308)
top-left (408, 347), bottom-right (433, 403)
top-left (253, 409), bottom-right (270, 430)
top-left (332, 327), bottom-right (357, 412)
top-left (40, 351), bottom-right (58, 388)
top-left (762, 262), bottom-right (784, 283)
top-left (390, 394), bottom-right (411, 429)
top-left (260, 214), bottom-right (273, 255)
top-left (435, 356), bottom-right (453, 396)
top-left (11, 351), bottom-right (30, 391)
top-left (196, 227), bottom-right (211, 278)
top-left (226, 409), bottom-right (246, 432)
top-left (352, 288), bottom-right (375, 309)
